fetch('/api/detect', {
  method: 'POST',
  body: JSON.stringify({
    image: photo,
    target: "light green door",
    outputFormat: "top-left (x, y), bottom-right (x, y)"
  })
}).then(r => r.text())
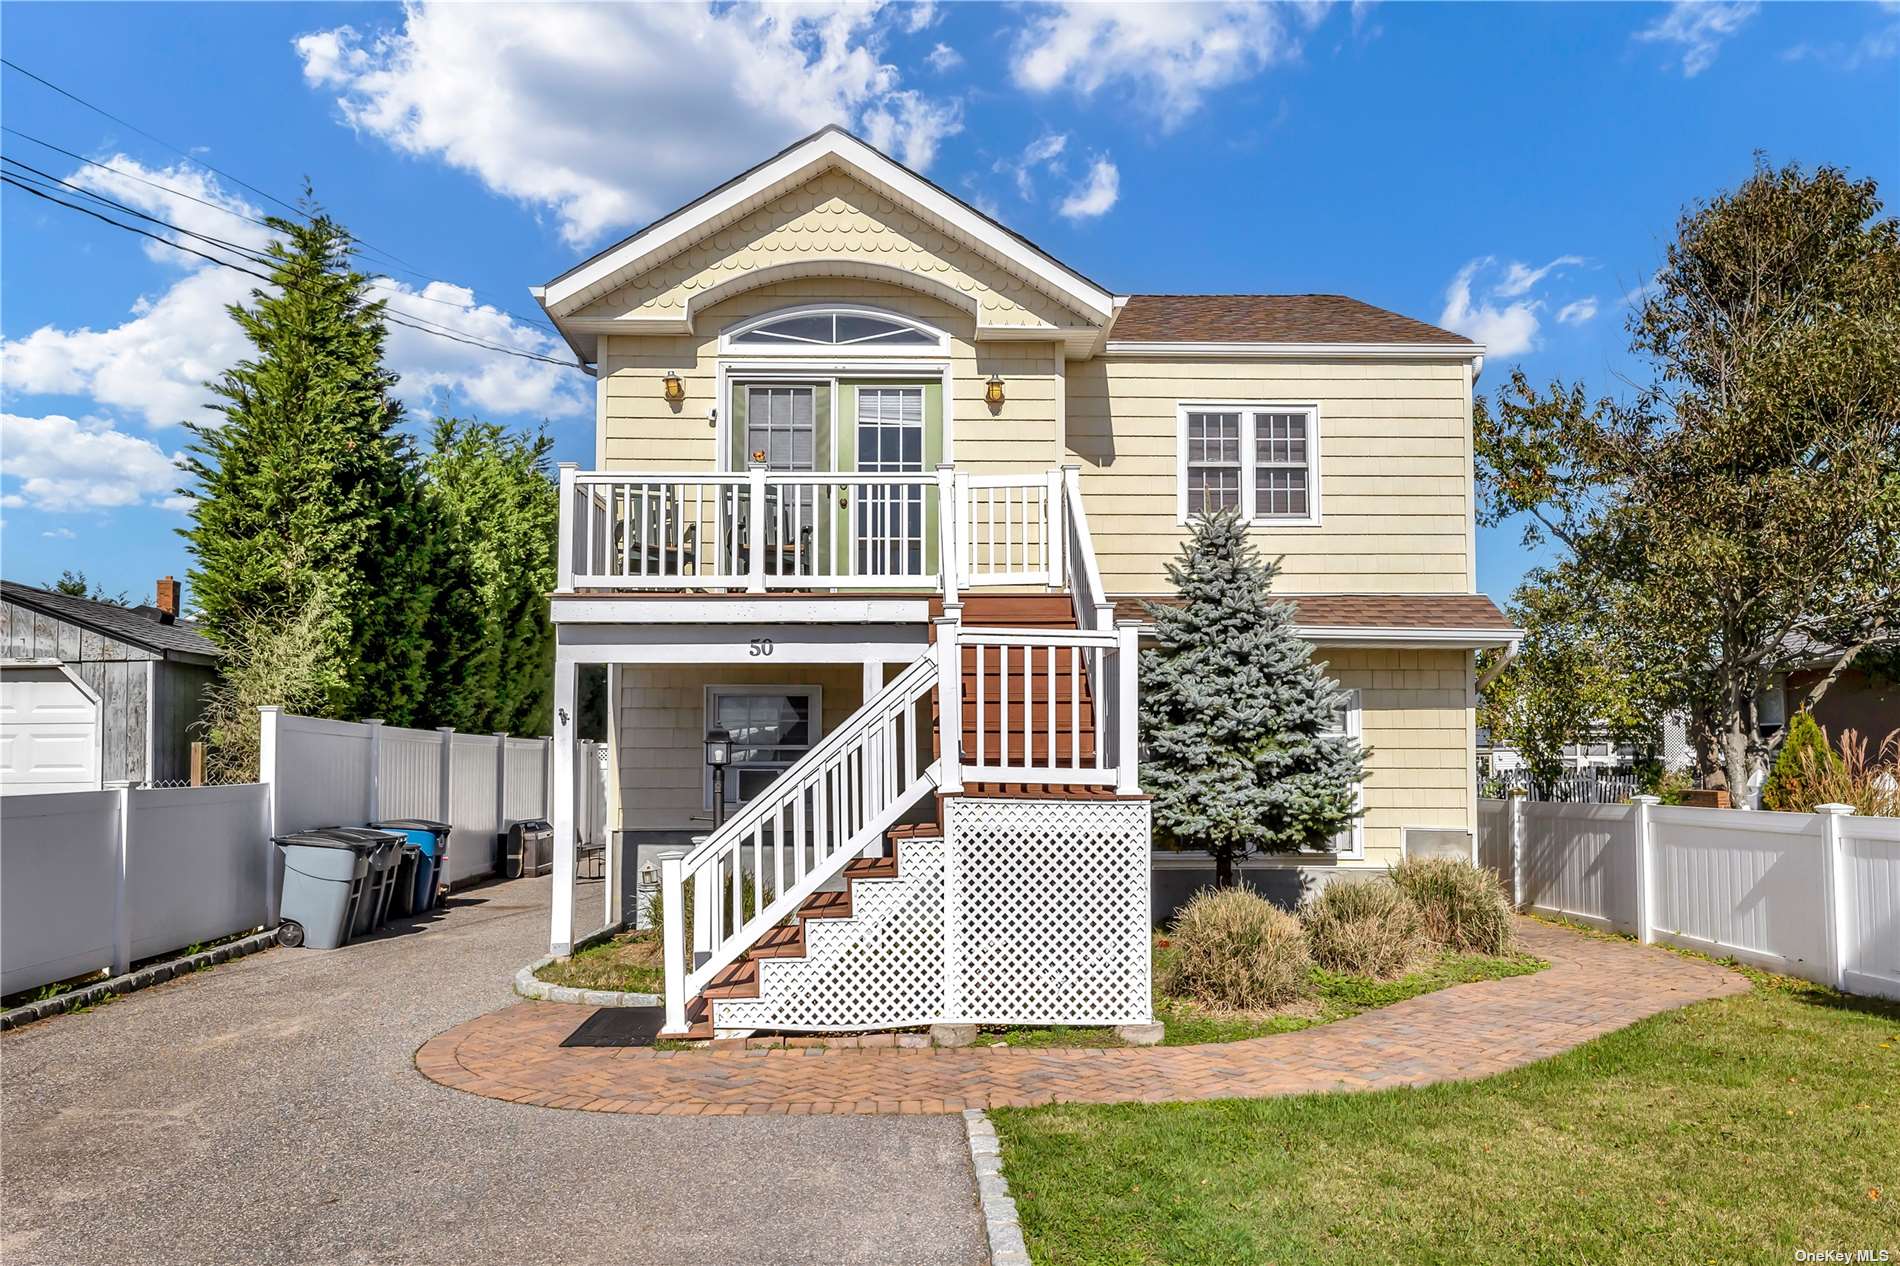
top-left (729, 382), bottom-right (831, 578)
top-left (837, 381), bottom-right (942, 577)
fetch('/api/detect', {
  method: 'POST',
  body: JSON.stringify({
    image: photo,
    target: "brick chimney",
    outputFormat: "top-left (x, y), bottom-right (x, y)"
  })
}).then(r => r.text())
top-left (155, 576), bottom-right (179, 624)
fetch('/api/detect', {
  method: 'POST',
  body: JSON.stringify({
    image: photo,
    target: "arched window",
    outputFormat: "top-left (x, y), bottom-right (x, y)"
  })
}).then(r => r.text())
top-left (722, 306), bottom-right (946, 352)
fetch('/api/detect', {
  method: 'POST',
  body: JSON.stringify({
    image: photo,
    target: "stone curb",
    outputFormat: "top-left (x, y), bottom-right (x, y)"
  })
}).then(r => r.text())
top-left (964, 1109), bottom-right (1030, 1266)
top-left (1, 929), bottom-right (279, 1031)
top-left (513, 922), bottom-right (661, 1008)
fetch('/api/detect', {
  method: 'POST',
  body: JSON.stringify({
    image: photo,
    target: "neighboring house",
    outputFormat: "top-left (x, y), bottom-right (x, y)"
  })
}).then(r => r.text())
top-left (532, 127), bottom-right (1515, 1036)
top-left (0, 578), bottom-right (221, 787)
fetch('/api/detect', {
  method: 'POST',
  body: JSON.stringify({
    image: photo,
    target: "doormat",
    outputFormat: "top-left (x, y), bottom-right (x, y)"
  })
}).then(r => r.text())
top-left (560, 1006), bottom-right (666, 1048)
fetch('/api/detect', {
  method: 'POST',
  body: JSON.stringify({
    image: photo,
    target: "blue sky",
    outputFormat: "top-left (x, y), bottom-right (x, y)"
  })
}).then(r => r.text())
top-left (3, 0), bottom-right (1895, 608)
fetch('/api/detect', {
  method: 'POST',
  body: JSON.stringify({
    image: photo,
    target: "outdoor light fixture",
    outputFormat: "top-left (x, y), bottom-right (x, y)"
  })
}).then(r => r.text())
top-left (705, 725), bottom-right (732, 828)
top-left (661, 370), bottom-right (685, 404)
top-left (984, 373), bottom-right (1005, 408)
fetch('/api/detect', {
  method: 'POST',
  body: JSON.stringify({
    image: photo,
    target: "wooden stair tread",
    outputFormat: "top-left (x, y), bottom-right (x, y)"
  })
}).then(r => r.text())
top-left (750, 924), bottom-right (806, 957)
top-left (886, 822), bottom-right (943, 841)
top-left (844, 855), bottom-right (899, 879)
top-left (701, 957), bottom-right (760, 999)
top-left (950, 783), bottom-right (1149, 800)
top-left (796, 889), bottom-right (852, 921)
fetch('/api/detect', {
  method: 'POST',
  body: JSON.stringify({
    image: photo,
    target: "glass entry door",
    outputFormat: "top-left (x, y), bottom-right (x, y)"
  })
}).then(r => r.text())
top-left (731, 383), bottom-right (827, 578)
top-left (852, 385), bottom-right (926, 576)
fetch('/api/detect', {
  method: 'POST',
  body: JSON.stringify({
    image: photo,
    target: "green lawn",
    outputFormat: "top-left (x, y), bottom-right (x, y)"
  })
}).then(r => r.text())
top-left (534, 931), bottom-right (665, 995)
top-left (993, 967), bottom-right (1900, 1265)
top-left (986, 948), bottom-right (1545, 1049)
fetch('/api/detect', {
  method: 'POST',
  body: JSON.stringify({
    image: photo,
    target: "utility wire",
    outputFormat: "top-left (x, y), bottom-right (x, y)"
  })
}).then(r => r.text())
top-left (0, 60), bottom-right (563, 334)
top-left (3, 174), bottom-right (580, 371)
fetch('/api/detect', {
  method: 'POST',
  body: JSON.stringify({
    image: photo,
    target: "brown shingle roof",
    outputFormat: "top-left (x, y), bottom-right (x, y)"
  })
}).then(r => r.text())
top-left (1113, 295), bottom-right (1474, 346)
top-left (1113, 592), bottom-right (1516, 633)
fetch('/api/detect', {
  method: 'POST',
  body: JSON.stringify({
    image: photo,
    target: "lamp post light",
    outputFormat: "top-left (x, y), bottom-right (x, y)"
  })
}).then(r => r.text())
top-left (705, 725), bottom-right (732, 830)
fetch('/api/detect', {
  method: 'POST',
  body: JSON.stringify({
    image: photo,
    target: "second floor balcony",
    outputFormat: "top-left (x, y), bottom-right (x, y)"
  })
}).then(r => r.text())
top-left (558, 464), bottom-right (1109, 612)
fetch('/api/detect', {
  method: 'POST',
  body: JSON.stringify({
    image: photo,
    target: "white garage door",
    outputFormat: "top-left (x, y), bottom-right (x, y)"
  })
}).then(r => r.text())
top-left (1, 663), bottom-right (102, 794)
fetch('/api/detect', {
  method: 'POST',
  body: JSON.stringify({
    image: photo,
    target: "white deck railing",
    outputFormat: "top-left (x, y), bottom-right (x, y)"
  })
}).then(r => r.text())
top-left (560, 464), bottom-right (1065, 594)
top-left (942, 625), bottom-right (1140, 792)
top-left (659, 654), bottom-right (942, 1034)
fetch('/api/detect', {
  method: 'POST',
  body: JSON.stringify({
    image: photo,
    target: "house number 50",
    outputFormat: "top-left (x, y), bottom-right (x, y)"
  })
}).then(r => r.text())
top-left (749, 638), bottom-right (774, 657)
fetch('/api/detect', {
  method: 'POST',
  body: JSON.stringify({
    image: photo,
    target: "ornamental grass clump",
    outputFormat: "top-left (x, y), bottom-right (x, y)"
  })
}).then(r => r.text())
top-left (1390, 857), bottom-right (1516, 956)
top-left (1300, 878), bottom-right (1429, 979)
top-left (1161, 887), bottom-right (1312, 1010)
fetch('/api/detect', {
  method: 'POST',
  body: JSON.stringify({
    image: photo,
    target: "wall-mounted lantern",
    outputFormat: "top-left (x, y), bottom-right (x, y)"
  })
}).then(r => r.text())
top-left (984, 373), bottom-right (1006, 408)
top-left (661, 370), bottom-right (685, 405)
top-left (705, 725), bottom-right (732, 827)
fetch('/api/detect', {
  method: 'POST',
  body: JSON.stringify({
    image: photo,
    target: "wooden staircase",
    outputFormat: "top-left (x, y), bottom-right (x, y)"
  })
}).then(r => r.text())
top-left (677, 821), bottom-right (944, 1039)
top-left (931, 595), bottom-right (1101, 774)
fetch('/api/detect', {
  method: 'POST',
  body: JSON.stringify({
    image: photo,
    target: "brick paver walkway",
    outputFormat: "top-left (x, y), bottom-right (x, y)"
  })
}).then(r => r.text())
top-left (414, 919), bottom-right (1746, 1115)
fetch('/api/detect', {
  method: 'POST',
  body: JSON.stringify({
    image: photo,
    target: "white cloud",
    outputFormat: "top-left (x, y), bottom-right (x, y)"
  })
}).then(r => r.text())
top-left (296, 2), bottom-right (963, 247)
top-left (1495, 255), bottom-right (1584, 298)
top-left (1556, 297), bottom-right (1600, 325)
top-left (1010, 2), bottom-right (1325, 129)
top-left (1635, 1), bottom-right (1759, 77)
top-left (0, 413), bottom-right (186, 513)
top-left (41, 527), bottom-right (76, 540)
top-left (376, 281), bottom-right (589, 419)
top-left (64, 155), bottom-right (274, 269)
top-left (1439, 259), bottom-right (1542, 359)
top-left (2, 266), bottom-right (258, 429)
top-left (902, 1), bottom-right (938, 34)
top-left (995, 132), bottom-right (1069, 201)
top-left (926, 41), bottom-right (963, 72)
top-left (1058, 157), bottom-right (1120, 220)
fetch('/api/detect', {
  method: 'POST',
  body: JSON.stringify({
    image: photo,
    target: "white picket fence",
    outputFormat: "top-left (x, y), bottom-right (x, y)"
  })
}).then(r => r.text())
top-left (2, 782), bottom-right (271, 996)
top-left (1480, 796), bottom-right (1900, 999)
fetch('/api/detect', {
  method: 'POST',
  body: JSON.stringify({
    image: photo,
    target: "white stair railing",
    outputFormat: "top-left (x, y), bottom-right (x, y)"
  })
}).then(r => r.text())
top-left (957, 472), bottom-right (1060, 588)
top-left (660, 653), bottom-right (942, 1034)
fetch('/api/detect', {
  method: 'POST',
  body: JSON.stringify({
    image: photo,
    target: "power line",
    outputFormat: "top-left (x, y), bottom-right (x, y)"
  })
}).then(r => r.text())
top-left (2, 174), bottom-right (580, 371)
top-left (0, 59), bottom-right (563, 335)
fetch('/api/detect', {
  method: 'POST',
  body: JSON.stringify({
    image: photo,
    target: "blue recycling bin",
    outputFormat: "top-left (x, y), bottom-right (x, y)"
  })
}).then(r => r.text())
top-left (371, 819), bottom-right (451, 911)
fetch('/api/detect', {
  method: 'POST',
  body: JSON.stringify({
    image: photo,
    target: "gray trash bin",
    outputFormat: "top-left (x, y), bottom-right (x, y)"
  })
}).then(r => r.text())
top-left (320, 827), bottom-right (405, 935)
top-left (274, 831), bottom-right (375, 949)
top-left (505, 819), bottom-right (554, 879)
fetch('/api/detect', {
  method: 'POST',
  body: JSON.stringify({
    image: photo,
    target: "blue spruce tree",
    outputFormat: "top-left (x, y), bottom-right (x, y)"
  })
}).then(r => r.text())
top-left (1140, 510), bottom-right (1366, 885)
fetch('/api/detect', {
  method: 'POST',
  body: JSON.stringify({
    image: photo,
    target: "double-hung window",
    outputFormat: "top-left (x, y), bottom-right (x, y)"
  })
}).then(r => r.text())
top-left (1177, 404), bottom-right (1320, 525)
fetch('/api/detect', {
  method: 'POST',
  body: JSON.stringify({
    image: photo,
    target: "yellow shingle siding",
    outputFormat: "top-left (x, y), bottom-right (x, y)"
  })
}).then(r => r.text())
top-left (1066, 357), bottom-right (1475, 595)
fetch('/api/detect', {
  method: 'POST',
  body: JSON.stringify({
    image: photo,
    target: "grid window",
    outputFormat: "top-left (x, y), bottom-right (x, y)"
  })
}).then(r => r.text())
top-left (855, 387), bottom-right (926, 575)
top-left (1184, 411), bottom-right (1242, 515)
top-left (1320, 688), bottom-right (1364, 857)
top-left (710, 689), bottom-right (817, 806)
top-left (1179, 404), bottom-right (1319, 524)
top-left (745, 386), bottom-right (815, 470)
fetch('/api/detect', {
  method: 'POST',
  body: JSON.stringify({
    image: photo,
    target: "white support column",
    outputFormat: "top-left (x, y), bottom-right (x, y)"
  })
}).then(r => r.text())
top-left (1632, 794), bottom-right (1660, 944)
top-left (363, 718), bottom-right (383, 823)
top-left (557, 462), bottom-right (579, 590)
top-left (1044, 467), bottom-right (1065, 590)
top-left (1114, 623), bottom-right (1140, 795)
top-left (660, 852), bottom-right (687, 1033)
top-left (1817, 802), bottom-right (1854, 990)
top-left (258, 706), bottom-right (283, 925)
top-left (746, 465), bottom-right (768, 594)
top-left (550, 658), bottom-right (577, 956)
top-left (1508, 788), bottom-right (1526, 910)
top-left (935, 612), bottom-right (963, 795)
top-left (936, 463), bottom-right (959, 605)
top-left (107, 780), bottom-right (133, 977)
top-left (940, 800), bottom-right (962, 1025)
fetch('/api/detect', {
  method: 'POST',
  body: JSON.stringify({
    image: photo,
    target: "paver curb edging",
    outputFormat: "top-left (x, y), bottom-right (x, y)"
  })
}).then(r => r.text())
top-left (1, 930), bottom-right (279, 1031)
top-left (512, 922), bottom-right (661, 1008)
top-left (965, 1109), bottom-right (1030, 1266)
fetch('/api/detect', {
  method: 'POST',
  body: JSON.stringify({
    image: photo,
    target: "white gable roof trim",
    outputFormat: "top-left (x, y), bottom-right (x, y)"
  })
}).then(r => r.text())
top-left (536, 127), bottom-right (1116, 328)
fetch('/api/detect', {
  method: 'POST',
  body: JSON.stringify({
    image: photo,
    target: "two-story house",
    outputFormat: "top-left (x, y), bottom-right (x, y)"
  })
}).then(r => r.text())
top-left (535, 128), bottom-right (1516, 1039)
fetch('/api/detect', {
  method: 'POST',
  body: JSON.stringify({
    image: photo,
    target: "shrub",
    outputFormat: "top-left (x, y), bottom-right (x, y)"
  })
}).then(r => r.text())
top-left (1761, 712), bottom-right (1841, 812)
top-left (1300, 878), bottom-right (1429, 978)
top-left (1390, 858), bottom-right (1516, 956)
top-left (1161, 887), bottom-right (1312, 1009)
top-left (1763, 727), bottom-right (1900, 818)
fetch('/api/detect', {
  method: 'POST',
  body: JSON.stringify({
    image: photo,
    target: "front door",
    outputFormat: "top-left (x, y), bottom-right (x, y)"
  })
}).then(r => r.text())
top-left (730, 383), bottom-right (828, 577)
top-left (839, 381), bottom-right (942, 577)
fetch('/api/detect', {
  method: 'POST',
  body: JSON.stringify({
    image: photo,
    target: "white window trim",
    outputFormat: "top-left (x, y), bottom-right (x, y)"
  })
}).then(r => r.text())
top-left (719, 303), bottom-right (950, 357)
top-left (1174, 401), bottom-right (1323, 528)
top-left (702, 683), bottom-right (823, 810)
top-left (715, 362), bottom-right (955, 472)
top-left (1251, 686), bottom-right (1364, 861)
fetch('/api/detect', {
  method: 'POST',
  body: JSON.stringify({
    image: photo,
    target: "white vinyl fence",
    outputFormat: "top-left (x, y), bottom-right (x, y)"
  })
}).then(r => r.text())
top-left (1480, 795), bottom-right (1900, 999)
top-left (2, 782), bottom-right (271, 996)
top-left (261, 708), bottom-right (556, 891)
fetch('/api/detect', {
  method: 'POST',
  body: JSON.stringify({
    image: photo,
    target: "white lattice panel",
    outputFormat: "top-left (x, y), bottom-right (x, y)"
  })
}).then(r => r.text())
top-left (714, 836), bottom-right (947, 1032)
top-left (947, 798), bottom-right (1152, 1026)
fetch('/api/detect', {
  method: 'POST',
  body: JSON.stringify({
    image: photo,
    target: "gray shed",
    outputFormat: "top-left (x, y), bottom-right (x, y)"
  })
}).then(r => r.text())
top-left (1, 578), bottom-right (222, 785)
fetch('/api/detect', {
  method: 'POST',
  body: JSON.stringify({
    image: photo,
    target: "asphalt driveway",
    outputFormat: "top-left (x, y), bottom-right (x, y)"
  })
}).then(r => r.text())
top-left (1, 876), bottom-right (987, 1266)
